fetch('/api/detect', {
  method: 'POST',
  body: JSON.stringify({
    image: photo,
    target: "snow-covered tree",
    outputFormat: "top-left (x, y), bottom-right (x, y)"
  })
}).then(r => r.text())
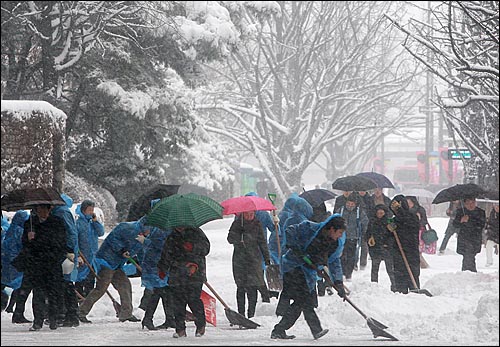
top-left (197, 1), bottom-right (421, 202)
top-left (385, 1), bottom-right (499, 190)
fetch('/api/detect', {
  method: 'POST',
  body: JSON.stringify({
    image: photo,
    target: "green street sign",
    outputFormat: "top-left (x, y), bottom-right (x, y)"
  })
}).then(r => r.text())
top-left (448, 148), bottom-right (472, 160)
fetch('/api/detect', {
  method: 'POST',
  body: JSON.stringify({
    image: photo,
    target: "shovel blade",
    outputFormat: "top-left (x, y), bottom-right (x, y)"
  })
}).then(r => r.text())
top-left (367, 318), bottom-right (399, 341)
top-left (225, 308), bottom-right (260, 329)
top-left (265, 265), bottom-right (283, 291)
top-left (410, 288), bottom-right (433, 297)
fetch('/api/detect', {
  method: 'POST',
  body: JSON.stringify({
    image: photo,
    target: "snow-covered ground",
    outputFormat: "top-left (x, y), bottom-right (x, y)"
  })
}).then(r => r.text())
top-left (1, 217), bottom-right (498, 346)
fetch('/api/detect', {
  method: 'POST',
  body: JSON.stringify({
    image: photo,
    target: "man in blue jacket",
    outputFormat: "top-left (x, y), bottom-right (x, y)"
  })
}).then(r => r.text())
top-left (271, 214), bottom-right (346, 340)
top-left (78, 217), bottom-right (150, 323)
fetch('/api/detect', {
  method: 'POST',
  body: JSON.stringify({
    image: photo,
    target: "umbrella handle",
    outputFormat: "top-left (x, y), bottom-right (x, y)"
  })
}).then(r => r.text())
top-left (268, 193), bottom-right (281, 257)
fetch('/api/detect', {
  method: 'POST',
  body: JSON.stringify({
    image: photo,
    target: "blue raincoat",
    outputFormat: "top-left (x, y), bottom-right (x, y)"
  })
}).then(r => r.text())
top-left (140, 227), bottom-right (172, 289)
top-left (51, 193), bottom-right (79, 281)
top-left (94, 217), bottom-right (147, 274)
top-left (1, 210), bottom-right (29, 289)
top-left (75, 204), bottom-right (105, 282)
top-left (281, 214), bottom-right (343, 293)
top-left (1, 215), bottom-right (10, 241)
top-left (269, 193), bottom-right (312, 264)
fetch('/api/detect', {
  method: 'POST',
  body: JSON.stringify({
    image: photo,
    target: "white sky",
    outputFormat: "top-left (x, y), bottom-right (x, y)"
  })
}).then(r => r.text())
top-left (1, 216), bottom-right (498, 346)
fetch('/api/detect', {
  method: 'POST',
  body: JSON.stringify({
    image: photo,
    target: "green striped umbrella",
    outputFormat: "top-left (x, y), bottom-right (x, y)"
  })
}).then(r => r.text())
top-left (145, 193), bottom-right (223, 229)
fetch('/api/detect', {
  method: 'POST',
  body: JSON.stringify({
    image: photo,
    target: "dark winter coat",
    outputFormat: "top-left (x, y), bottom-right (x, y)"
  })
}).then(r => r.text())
top-left (389, 195), bottom-right (420, 267)
top-left (310, 202), bottom-right (331, 223)
top-left (407, 196), bottom-right (429, 228)
top-left (15, 214), bottom-right (67, 285)
top-left (366, 205), bottom-right (393, 259)
top-left (158, 227), bottom-right (210, 286)
top-left (486, 208), bottom-right (499, 244)
top-left (227, 216), bottom-right (270, 288)
top-left (453, 206), bottom-right (486, 255)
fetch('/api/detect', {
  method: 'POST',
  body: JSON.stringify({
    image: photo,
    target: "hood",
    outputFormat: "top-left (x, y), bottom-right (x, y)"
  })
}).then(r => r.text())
top-left (391, 194), bottom-right (409, 213)
top-left (11, 210), bottom-right (30, 226)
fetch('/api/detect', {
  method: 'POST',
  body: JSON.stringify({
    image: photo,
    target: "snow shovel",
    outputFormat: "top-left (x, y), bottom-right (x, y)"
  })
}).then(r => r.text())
top-left (80, 253), bottom-right (122, 316)
top-left (318, 269), bottom-right (399, 341)
top-left (204, 281), bottom-right (260, 329)
top-left (266, 193), bottom-right (283, 291)
top-left (391, 226), bottom-right (433, 297)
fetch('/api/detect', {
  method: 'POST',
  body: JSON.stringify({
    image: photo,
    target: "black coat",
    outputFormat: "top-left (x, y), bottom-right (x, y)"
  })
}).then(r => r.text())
top-left (453, 207), bottom-right (486, 255)
top-left (486, 209), bottom-right (499, 244)
top-left (158, 227), bottom-right (210, 286)
top-left (15, 214), bottom-right (67, 285)
top-left (389, 197), bottom-right (420, 267)
top-left (227, 216), bottom-right (270, 287)
top-left (367, 215), bottom-right (393, 259)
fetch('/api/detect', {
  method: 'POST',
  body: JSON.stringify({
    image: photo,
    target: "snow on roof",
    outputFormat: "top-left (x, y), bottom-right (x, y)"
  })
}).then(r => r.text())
top-left (1, 100), bottom-right (67, 122)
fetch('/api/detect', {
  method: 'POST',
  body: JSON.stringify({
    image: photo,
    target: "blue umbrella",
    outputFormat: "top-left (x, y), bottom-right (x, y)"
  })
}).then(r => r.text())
top-left (356, 172), bottom-right (395, 189)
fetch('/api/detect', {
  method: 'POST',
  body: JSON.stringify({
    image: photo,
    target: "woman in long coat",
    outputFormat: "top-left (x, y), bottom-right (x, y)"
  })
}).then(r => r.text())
top-left (227, 210), bottom-right (271, 318)
top-left (388, 195), bottom-right (420, 294)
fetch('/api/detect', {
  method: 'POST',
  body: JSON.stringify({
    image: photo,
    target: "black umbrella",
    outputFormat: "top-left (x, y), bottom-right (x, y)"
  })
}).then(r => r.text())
top-left (332, 175), bottom-right (377, 192)
top-left (299, 189), bottom-right (337, 207)
top-left (356, 172), bottom-right (395, 189)
top-left (1, 187), bottom-right (65, 212)
top-left (126, 184), bottom-right (180, 221)
top-left (432, 183), bottom-right (487, 204)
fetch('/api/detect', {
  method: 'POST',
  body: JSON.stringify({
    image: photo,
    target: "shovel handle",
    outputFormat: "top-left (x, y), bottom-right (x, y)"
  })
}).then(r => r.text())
top-left (204, 281), bottom-right (230, 310)
top-left (391, 229), bottom-right (420, 290)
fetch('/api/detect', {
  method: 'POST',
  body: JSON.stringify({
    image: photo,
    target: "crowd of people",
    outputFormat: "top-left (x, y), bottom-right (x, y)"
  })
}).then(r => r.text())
top-left (1, 187), bottom-right (498, 340)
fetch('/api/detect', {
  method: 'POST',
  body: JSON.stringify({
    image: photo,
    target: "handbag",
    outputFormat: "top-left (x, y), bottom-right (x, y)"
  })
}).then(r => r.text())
top-left (422, 228), bottom-right (439, 245)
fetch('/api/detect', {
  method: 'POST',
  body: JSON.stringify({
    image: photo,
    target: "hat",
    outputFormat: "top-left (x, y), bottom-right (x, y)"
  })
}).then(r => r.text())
top-left (80, 200), bottom-right (95, 212)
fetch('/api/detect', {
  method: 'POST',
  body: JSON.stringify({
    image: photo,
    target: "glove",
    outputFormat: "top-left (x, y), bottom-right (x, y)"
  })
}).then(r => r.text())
top-left (302, 255), bottom-right (317, 270)
top-left (158, 270), bottom-right (167, 280)
top-left (265, 259), bottom-right (271, 266)
top-left (368, 236), bottom-right (376, 247)
top-left (183, 241), bottom-right (194, 252)
top-left (272, 214), bottom-right (280, 224)
top-left (391, 200), bottom-right (401, 211)
top-left (135, 234), bottom-right (146, 244)
top-left (333, 280), bottom-right (346, 300)
top-left (66, 253), bottom-right (75, 262)
top-left (185, 262), bottom-right (198, 276)
top-left (122, 250), bottom-right (130, 258)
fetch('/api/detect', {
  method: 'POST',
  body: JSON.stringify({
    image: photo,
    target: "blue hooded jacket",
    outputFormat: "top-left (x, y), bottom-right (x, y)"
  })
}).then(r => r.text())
top-left (281, 214), bottom-right (344, 292)
top-left (51, 193), bottom-right (78, 253)
top-left (95, 217), bottom-right (148, 273)
top-left (75, 203), bottom-right (105, 282)
top-left (1, 210), bottom-right (29, 289)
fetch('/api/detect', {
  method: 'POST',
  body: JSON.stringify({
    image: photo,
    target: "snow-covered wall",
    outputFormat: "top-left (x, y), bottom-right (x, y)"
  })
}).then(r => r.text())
top-left (1, 100), bottom-right (66, 194)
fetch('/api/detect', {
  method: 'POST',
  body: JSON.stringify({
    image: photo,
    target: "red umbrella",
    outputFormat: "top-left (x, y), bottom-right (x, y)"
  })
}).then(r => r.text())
top-left (220, 195), bottom-right (276, 215)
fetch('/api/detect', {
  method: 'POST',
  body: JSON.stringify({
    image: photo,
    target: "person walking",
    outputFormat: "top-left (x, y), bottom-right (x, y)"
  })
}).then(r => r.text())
top-left (387, 195), bottom-right (420, 294)
top-left (19, 205), bottom-right (67, 331)
top-left (406, 196), bottom-right (435, 269)
top-left (1, 210), bottom-right (30, 319)
top-left (438, 200), bottom-right (460, 254)
top-left (484, 203), bottom-right (499, 266)
top-left (74, 200), bottom-right (105, 298)
top-left (339, 196), bottom-right (369, 281)
top-left (51, 193), bottom-right (81, 327)
top-left (452, 198), bottom-right (486, 272)
top-left (366, 204), bottom-right (396, 291)
top-left (140, 222), bottom-right (175, 330)
top-left (227, 210), bottom-right (271, 319)
top-left (157, 225), bottom-right (210, 338)
top-left (78, 218), bottom-right (149, 323)
top-left (270, 215), bottom-right (346, 340)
